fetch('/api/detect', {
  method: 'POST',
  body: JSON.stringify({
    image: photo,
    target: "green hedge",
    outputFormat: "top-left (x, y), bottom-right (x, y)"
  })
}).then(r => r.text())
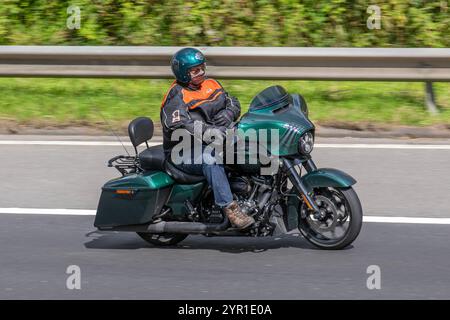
top-left (0, 0), bottom-right (448, 47)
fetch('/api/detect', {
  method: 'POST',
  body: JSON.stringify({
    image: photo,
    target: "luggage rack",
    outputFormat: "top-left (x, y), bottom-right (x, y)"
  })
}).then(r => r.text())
top-left (108, 155), bottom-right (142, 176)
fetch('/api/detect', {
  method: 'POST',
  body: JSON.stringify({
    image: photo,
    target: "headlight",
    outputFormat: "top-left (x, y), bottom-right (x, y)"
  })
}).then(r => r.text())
top-left (299, 131), bottom-right (314, 154)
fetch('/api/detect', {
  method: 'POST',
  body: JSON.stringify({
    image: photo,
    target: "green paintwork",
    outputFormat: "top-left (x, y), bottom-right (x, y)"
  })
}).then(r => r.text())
top-left (95, 186), bottom-right (172, 228)
top-left (237, 100), bottom-right (314, 157)
top-left (301, 168), bottom-right (357, 193)
top-left (95, 169), bottom-right (205, 227)
top-left (103, 170), bottom-right (174, 190)
top-left (165, 182), bottom-right (206, 217)
top-left (94, 170), bottom-right (174, 228)
top-left (285, 168), bottom-right (357, 228)
top-left (94, 87), bottom-right (338, 231)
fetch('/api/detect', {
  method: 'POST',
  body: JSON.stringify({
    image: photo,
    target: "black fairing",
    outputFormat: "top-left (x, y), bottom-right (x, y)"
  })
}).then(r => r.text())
top-left (249, 85), bottom-right (292, 111)
top-left (291, 93), bottom-right (309, 117)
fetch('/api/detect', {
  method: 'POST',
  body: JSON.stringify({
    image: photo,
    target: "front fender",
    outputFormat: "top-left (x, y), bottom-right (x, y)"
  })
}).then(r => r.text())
top-left (284, 168), bottom-right (356, 232)
top-left (301, 168), bottom-right (356, 193)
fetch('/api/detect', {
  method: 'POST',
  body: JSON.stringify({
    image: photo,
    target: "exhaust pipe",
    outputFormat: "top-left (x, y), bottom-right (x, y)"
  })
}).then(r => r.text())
top-left (146, 216), bottom-right (230, 234)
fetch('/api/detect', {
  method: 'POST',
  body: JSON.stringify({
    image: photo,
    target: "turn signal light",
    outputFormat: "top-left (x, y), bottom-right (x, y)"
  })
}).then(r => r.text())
top-left (115, 190), bottom-right (133, 195)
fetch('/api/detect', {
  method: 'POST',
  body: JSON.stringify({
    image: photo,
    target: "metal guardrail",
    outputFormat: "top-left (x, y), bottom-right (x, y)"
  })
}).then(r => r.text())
top-left (0, 46), bottom-right (449, 81)
top-left (0, 46), bottom-right (448, 113)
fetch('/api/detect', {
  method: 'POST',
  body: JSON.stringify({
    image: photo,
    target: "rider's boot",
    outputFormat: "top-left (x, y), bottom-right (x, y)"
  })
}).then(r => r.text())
top-left (223, 200), bottom-right (255, 230)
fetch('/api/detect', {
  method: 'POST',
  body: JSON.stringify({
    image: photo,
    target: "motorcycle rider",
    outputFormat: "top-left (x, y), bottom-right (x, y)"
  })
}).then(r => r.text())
top-left (160, 47), bottom-right (255, 230)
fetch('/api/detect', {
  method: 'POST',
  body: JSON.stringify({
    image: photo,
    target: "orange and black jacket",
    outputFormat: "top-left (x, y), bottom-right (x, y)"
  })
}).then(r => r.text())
top-left (160, 78), bottom-right (240, 155)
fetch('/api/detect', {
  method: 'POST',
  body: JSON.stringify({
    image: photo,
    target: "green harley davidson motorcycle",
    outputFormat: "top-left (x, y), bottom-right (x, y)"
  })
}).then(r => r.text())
top-left (94, 85), bottom-right (363, 250)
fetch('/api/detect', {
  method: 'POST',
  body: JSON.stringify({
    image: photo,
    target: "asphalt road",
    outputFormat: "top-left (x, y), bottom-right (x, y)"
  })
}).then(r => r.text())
top-left (1, 135), bottom-right (449, 218)
top-left (0, 135), bottom-right (449, 299)
top-left (0, 214), bottom-right (449, 299)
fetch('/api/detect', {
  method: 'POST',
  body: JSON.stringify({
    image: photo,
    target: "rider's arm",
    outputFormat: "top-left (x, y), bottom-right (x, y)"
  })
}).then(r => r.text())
top-left (161, 92), bottom-right (197, 135)
top-left (162, 88), bottom-right (215, 135)
top-left (211, 92), bottom-right (241, 127)
top-left (212, 79), bottom-right (241, 121)
top-left (224, 92), bottom-right (241, 121)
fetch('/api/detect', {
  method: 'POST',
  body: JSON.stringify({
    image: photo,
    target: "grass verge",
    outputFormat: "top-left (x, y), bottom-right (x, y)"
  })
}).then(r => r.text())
top-left (0, 78), bottom-right (449, 129)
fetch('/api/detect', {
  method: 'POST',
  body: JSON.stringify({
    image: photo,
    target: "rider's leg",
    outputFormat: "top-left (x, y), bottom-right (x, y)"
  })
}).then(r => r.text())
top-left (201, 163), bottom-right (254, 229)
top-left (175, 154), bottom-right (233, 207)
top-left (175, 149), bottom-right (254, 229)
top-left (201, 163), bottom-right (233, 207)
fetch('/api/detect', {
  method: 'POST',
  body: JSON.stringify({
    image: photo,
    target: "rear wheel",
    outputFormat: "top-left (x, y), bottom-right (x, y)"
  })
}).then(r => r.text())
top-left (298, 186), bottom-right (362, 250)
top-left (137, 232), bottom-right (188, 246)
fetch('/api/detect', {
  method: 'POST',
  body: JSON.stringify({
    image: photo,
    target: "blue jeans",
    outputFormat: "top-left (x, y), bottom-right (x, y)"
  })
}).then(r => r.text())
top-left (175, 148), bottom-right (233, 208)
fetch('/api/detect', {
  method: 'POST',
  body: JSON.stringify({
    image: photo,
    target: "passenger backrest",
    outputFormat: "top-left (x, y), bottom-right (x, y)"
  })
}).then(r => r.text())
top-left (128, 117), bottom-right (154, 152)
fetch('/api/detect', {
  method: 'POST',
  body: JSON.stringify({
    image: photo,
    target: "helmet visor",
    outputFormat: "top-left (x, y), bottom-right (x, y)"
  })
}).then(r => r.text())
top-left (189, 63), bottom-right (206, 81)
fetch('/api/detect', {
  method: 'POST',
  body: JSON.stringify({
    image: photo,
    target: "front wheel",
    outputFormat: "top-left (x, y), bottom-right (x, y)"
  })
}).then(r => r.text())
top-left (137, 232), bottom-right (188, 246)
top-left (298, 186), bottom-right (363, 250)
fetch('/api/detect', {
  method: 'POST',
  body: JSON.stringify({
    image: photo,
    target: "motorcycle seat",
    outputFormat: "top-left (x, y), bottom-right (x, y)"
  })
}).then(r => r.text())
top-left (128, 117), bottom-right (204, 183)
top-left (139, 145), bottom-right (205, 184)
top-left (138, 145), bottom-right (166, 171)
top-left (164, 160), bottom-right (206, 184)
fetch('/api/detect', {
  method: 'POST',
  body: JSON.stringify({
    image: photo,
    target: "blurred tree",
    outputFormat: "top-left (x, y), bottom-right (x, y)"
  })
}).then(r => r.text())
top-left (0, 0), bottom-right (448, 47)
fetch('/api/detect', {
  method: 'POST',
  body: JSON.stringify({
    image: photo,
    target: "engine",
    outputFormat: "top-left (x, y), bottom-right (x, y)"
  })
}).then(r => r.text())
top-left (196, 174), bottom-right (287, 237)
top-left (230, 175), bottom-right (286, 237)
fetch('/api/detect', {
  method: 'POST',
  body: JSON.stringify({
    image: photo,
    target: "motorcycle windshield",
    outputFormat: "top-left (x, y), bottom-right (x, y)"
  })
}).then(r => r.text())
top-left (249, 85), bottom-right (292, 111)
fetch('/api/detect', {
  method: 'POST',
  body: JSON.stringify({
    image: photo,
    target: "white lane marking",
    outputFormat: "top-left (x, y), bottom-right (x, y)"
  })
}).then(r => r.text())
top-left (1, 140), bottom-right (450, 149)
top-left (0, 208), bottom-right (96, 215)
top-left (1, 208), bottom-right (450, 224)
top-left (363, 216), bottom-right (450, 224)
top-left (0, 140), bottom-right (135, 146)
top-left (316, 144), bottom-right (450, 150)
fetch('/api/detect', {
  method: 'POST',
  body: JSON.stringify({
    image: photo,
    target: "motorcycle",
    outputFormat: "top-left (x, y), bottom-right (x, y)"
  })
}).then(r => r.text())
top-left (94, 85), bottom-right (363, 250)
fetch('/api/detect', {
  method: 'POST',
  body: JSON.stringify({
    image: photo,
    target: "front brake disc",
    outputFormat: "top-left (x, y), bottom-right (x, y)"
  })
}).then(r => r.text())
top-left (305, 195), bottom-right (339, 233)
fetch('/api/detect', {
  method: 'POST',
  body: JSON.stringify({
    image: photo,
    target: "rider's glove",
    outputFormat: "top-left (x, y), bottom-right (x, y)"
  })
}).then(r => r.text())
top-left (213, 109), bottom-right (235, 127)
top-left (213, 94), bottom-right (241, 127)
